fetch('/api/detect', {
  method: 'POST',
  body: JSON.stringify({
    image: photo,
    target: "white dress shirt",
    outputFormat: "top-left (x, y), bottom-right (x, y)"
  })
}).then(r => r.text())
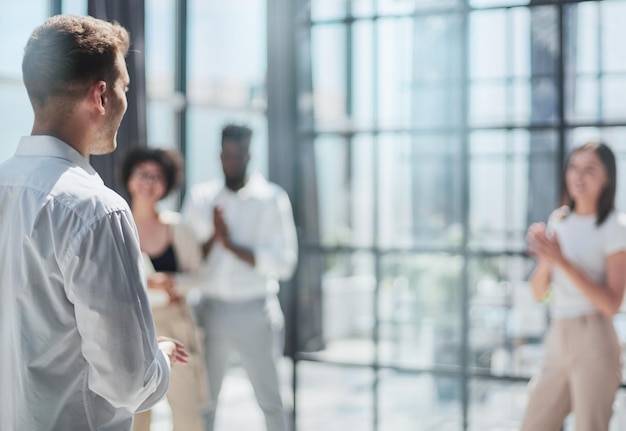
top-left (0, 136), bottom-right (170, 431)
top-left (182, 173), bottom-right (298, 301)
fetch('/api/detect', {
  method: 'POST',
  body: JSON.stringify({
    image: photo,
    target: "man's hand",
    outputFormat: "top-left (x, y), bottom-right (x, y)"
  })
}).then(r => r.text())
top-left (213, 206), bottom-right (230, 245)
top-left (157, 336), bottom-right (188, 365)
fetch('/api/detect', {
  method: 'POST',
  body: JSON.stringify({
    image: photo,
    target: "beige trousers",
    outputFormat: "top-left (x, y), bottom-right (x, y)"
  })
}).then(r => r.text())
top-left (132, 301), bottom-right (209, 431)
top-left (520, 313), bottom-right (622, 431)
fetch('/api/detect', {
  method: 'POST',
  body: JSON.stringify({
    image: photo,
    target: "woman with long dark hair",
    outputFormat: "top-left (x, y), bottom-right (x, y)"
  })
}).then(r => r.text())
top-left (521, 142), bottom-right (626, 430)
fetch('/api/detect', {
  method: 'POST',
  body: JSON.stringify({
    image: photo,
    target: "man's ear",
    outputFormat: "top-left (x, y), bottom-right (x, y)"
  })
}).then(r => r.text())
top-left (88, 80), bottom-right (107, 115)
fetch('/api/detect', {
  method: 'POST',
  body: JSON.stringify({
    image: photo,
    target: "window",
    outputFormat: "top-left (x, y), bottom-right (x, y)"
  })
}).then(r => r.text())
top-left (0, 2), bottom-right (48, 163)
top-left (293, 1), bottom-right (626, 430)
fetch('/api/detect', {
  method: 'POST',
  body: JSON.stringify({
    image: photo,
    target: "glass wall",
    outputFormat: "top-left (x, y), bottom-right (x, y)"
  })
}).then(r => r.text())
top-left (0, 0), bottom-right (268, 189)
top-left (145, 0), bottom-right (268, 192)
top-left (0, 2), bottom-right (49, 163)
top-left (293, 1), bottom-right (626, 430)
top-left (4, 1), bottom-right (626, 429)
top-left (184, 0), bottom-right (268, 187)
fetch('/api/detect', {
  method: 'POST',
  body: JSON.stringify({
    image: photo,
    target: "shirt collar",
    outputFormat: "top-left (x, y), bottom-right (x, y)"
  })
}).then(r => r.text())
top-left (15, 135), bottom-right (101, 179)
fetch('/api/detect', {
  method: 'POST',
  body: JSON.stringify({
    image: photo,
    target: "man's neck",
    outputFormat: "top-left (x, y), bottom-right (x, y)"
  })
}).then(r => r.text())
top-left (32, 119), bottom-right (90, 158)
top-left (225, 175), bottom-right (248, 192)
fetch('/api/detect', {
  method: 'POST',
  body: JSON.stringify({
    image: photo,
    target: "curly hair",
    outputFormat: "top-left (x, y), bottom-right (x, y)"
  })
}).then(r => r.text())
top-left (120, 147), bottom-right (184, 199)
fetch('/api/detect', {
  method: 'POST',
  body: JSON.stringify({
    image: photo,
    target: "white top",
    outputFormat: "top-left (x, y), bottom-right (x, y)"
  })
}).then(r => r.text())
top-left (0, 136), bottom-right (170, 431)
top-left (182, 173), bottom-right (298, 301)
top-left (549, 209), bottom-right (626, 319)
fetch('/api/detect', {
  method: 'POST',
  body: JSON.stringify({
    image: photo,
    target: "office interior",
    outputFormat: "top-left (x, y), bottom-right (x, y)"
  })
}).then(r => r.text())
top-left (3, 0), bottom-right (626, 430)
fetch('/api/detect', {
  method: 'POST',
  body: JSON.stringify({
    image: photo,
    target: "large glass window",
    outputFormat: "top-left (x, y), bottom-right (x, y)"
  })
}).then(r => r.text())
top-left (293, 1), bottom-right (626, 430)
top-left (185, 0), bottom-right (268, 186)
top-left (145, 0), bottom-right (178, 151)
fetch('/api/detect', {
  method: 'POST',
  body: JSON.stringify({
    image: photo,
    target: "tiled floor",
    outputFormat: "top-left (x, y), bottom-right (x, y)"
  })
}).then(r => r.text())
top-left (151, 360), bottom-right (292, 431)
top-left (147, 353), bottom-right (626, 431)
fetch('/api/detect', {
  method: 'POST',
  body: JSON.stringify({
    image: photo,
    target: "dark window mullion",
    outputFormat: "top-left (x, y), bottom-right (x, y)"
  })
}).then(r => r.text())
top-left (51, 0), bottom-right (62, 15)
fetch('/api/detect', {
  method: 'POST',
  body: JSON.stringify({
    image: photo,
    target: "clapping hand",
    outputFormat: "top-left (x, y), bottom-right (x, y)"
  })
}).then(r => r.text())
top-left (213, 206), bottom-right (231, 246)
top-left (527, 222), bottom-right (564, 266)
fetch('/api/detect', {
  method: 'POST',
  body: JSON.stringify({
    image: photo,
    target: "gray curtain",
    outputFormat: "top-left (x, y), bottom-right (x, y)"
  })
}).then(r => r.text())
top-left (268, 0), bottom-right (324, 353)
top-left (88, 0), bottom-right (147, 197)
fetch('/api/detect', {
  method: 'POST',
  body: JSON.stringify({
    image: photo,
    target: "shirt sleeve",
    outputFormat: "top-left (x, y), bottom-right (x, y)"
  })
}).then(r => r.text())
top-left (61, 210), bottom-right (170, 413)
top-left (605, 212), bottom-right (626, 256)
top-left (253, 189), bottom-right (298, 281)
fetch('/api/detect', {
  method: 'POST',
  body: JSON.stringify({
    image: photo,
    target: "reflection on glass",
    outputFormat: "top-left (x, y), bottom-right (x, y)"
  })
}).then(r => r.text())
top-left (566, 2), bottom-right (598, 123)
top-left (512, 80), bottom-right (531, 123)
top-left (469, 130), bottom-right (549, 251)
top-left (312, 25), bottom-right (347, 129)
top-left (351, 21), bottom-right (374, 129)
top-left (470, 9), bottom-right (508, 80)
top-left (146, 0), bottom-right (176, 96)
top-left (376, 0), bottom-right (415, 15)
top-left (602, 76), bottom-right (626, 121)
top-left (378, 134), bottom-right (463, 249)
top-left (377, 18), bottom-right (412, 129)
top-left (180, 0), bottom-right (268, 189)
top-left (471, 0), bottom-right (529, 8)
top-left (470, 81), bottom-right (508, 125)
top-left (314, 136), bottom-right (349, 245)
top-left (412, 14), bottom-right (463, 129)
top-left (511, 9), bottom-right (530, 78)
top-left (352, 0), bottom-right (374, 17)
top-left (147, 102), bottom-right (176, 148)
top-left (470, 77), bottom-right (557, 126)
top-left (187, 0), bottom-right (266, 109)
top-left (296, 362), bottom-right (373, 431)
top-left (468, 257), bottom-right (545, 376)
top-left (567, 2), bottom-right (626, 123)
top-left (379, 370), bottom-right (461, 431)
top-left (376, 13), bottom-right (464, 129)
top-left (570, 2), bottom-right (598, 76)
top-left (314, 135), bottom-right (374, 247)
top-left (352, 135), bottom-right (375, 246)
top-left (310, 0), bottom-right (347, 21)
top-left (528, 7), bottom-right (558, 77)
top-left (570, 77), bottom-right (599, 122)
top-left (470, 7), bottom-right (557, 127)
top-left (300, 252), bottom-right (375, 364)
top-left (602, 2), bottom-right (626, 74)
top-left (379, 254), bottom-right (462, 368)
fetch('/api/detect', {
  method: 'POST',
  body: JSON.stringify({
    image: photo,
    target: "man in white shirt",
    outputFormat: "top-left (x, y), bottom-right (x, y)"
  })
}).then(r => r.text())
top-left (0, 15), bottom-right (186, 431)
top-left (182, 125), bottom-right (298, 431)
